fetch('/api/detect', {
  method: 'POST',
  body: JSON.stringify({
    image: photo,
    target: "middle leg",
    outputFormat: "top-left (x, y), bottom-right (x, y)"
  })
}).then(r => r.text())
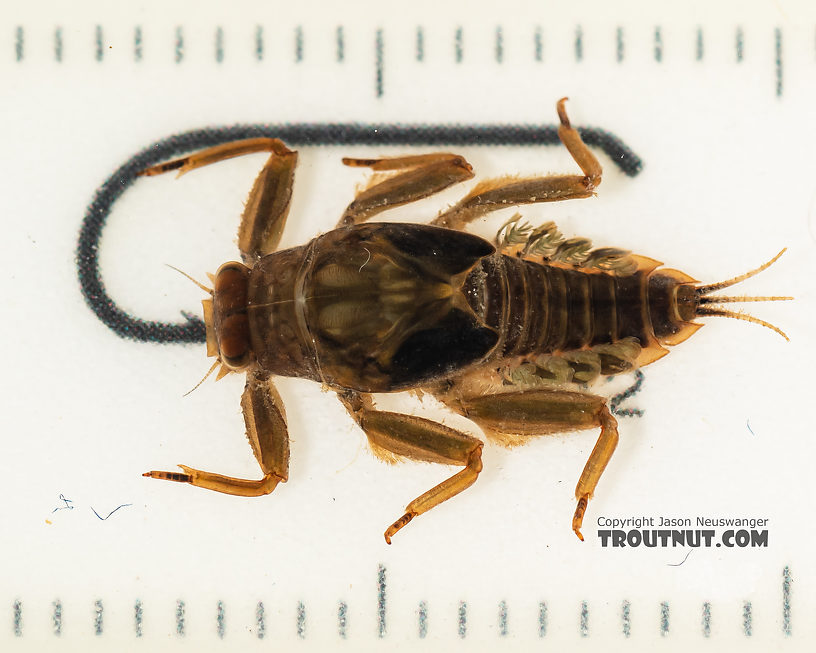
top-left (338, 152), bottom-right (474, 227)
top-left (337, 390), bottom-right (483, 544)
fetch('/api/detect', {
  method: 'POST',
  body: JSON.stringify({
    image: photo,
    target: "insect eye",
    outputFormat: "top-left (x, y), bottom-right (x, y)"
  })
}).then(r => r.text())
top-left (218, 313), bottom-right (251, 368)
top-left (213, 262), bottom-right (252, 369)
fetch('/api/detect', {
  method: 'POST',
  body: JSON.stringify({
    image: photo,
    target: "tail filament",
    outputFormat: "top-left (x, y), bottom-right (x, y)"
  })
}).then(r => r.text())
top-left (694, 249), bottom-right (791, 340)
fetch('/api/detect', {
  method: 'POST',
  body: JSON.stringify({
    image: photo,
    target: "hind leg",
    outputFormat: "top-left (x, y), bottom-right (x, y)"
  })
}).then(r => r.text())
top-left (432, 98), bottom-right (602, 231)
top-left (438, 384), bottom-right (619, 541)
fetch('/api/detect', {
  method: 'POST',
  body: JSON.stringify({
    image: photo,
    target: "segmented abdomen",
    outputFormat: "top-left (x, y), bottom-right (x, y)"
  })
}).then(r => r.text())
top-left (464, 253), bottom-right (651, 361)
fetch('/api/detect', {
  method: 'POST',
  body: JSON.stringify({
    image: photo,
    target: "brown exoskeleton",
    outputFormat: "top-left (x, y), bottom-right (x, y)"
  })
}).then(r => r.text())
top-left (140, 99), bottom-right (789, 543)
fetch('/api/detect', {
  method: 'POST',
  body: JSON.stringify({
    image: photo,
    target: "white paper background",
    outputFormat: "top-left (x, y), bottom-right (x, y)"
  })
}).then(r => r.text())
top-left (1, 0), bottom-right (815, 650)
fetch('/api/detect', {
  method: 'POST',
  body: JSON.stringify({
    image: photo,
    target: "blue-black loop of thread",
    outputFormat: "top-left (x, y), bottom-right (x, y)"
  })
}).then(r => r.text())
top-left (77, 122), bottom-right (644, 344)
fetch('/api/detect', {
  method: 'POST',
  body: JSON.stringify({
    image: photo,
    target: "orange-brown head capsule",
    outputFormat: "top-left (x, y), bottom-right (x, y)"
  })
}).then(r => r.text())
top-left (204, 262), bottom-right (252, 370)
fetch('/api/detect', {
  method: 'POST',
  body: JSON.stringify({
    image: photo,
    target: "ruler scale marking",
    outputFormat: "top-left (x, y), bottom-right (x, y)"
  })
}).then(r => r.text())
top-left (134, 600), bottom-right (143, 638)
top-left (336, 25), bottom-right (344, 62)
top-left (743, 600), bottom-right (752, 637)
top-left (375, 28), bottom-right (384, 98)
top-left (5, 20), bottom-right (814, 77)
top-left (15, 25), bottom-right (24, 61)
top-left (417, 601), bottom-right (427, 638)
top-left (93, 600), bottom-right (103, 636)
top-left (702, 601), bottom-right (711, 638)
top-left (660, 601), bottom-right (669, 637)
top-left (654, 26), bottom-right (663, 62)
top-left (782, 566), bottom-right (791, 636)
top-left (176, 600), bottom-right (185, 636)
top-left (134, 26), bottom-right (143, 62)
top-left (575, 25), bottom-right (583, 62)
top-left (216, 600), bottom-right (225, 639)
top-left (338, 601), bottom-right (348, 639)
top-left (3, 567), bottom-right (801, 639)
top-left (255, 25), bottom-right (263, 61)
top-left (175, 26), bottom-right (183, 63)
top-left (775, 27), bottom-right (783, 98)
top-left (296, 601), bottom-right (305, 639)
top-left (53, 600), bottom-right (62, 637)
top-left (256, 601), bottom-right (265, 639)
top-left (54, 26), bottom-right (62, 62)
top-left (295, 25), bottom-right (304, 63)
top-left (215, 26), bottom-right (224, 63)
top-left (736, 26), bottom-right (744, 62)
top-left (622, 599), bottom-right (631, 637)
top-left (580, 600), bottom-right (589, 637)
top-left (13, 600), bottom-right (21, 637)
top-left (95, 25), bottom-right (103, 62)
top-left (377, 564), bottom-right (386, 638)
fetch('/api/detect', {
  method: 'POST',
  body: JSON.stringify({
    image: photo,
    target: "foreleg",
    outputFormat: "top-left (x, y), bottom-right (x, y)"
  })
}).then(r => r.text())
top-left (139, 138), bottom-right (298, 261)
top-left (144, 369), bottom-right (289, 496)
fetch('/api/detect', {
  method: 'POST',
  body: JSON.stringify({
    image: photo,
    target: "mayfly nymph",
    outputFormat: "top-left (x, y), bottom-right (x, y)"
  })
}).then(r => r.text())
top-left (138, 99), bottom-right (789, 543)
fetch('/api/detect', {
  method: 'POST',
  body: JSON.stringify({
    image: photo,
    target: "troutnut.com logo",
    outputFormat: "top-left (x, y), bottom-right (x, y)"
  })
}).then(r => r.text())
top-left (596, 516), bottom-right (769, 548)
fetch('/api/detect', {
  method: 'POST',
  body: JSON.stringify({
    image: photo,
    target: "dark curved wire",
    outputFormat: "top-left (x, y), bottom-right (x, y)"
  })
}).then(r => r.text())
top-left (77, 122), bottom-right (643, 344)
